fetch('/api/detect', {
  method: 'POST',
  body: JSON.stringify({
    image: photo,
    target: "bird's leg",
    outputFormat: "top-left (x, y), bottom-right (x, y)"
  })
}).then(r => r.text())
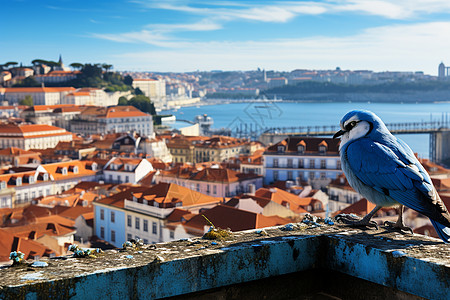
top-left (383, 205), bottom-right (413, 234)
top-left (335, 205), bottom-right (381, 229)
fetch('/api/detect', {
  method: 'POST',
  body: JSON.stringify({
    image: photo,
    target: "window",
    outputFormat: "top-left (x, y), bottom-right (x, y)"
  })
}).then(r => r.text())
top-left (100, 226), bottom-right (105, 239)
top-left (320, 172), bottom-right (326, 179)
top-left (196, 184), bottom-right (200, 192)
top-left (127, 233), bottom-right (132, 241)
top-left (319, 145), bottom-right (327, 154)
top-left (16, 194), bottom-right (21, 203)
top-left (43, 173), bottom-right (49, 181)
top-left (16, 177), bottom-right (22, 186)
top-left (46, 189), bottom-right (50, 196)
top-left (309, 172), bottom-right (315, 179)
top-left (273, 159), bottom-right (278, 168)
top-left (309, 160), bottom-right (315, 169)
top-left (111, 230), bottom-right (116, 243)
top-left (287, 159), bottom-right (293, 168)
top-left (143, 220), bottom-right (148, 232)
top-left (337, 160), bottom-right (341, 170)
top-left (127, 215), bottom-right (132, 227)
top-left (0, 181), bottom-right (6, 189)
top-left (287, 171), bottom-right (293, 180)
top-left (111, 211), bottom-right (115, 223)
top-left (144, 239), bottom-right (149, 244)
top-left (297, 145), bottom-right (305, 154)
top-left (273, 171), bottom-right (279, 181)
top-left (125, 176), bottom-right (129, 183)
top-left (213, 185), bottom-right (217, 195)
top-left (206, 184), bottom-right (210, 194)
top-left (100, 209), bottom-right (104, 220)
top-left (170, 231), bottom-right (175, 239)
top-left (62, 167), bottom-right (68, 175)
top-left (277, 146), bottom-right (285, 153)
top-left (152, 222), bottom-right (157, 234)
top-left (298, 159), bottom-right (304, 168)
top-left (31, 191), bottom-right (36, 199)
top-left (320, 160), bottom-right (326, 169)
top-left (135, 217), bottom-right (140, 230)
top-left (73, 166), bottom-right (79, 174)
top-left (29, 177), bottom-right (35, 184)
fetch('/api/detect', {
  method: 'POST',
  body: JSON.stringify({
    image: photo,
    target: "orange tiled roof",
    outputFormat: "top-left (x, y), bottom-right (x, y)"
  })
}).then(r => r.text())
top-left (0, 229), bottom-right (56, 262)
top-left (0, 123), bottom-right (71, 138)
top-left (79, 106), bottom-right (148, 119)
top-left (183, 205), bottom-right (291, 233)
top-left (5, 87), bottom-right (76, 93)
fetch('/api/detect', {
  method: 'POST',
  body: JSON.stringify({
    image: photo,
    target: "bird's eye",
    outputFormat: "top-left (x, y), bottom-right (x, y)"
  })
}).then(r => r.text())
top-left (345, 121), bottom-right (357, 131)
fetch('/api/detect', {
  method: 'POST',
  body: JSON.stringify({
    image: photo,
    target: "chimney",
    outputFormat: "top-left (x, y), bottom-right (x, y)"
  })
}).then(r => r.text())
top-left (248, 184), bottom-right (256, 196)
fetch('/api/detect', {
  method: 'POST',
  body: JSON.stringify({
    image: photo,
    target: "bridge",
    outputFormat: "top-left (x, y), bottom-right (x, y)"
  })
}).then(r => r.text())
top-left (229, 119), bottom-right (450, 164)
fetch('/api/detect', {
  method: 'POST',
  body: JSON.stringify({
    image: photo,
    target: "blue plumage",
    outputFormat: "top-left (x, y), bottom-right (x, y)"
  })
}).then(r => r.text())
top-left (335, 110), bottom-right (450, 243)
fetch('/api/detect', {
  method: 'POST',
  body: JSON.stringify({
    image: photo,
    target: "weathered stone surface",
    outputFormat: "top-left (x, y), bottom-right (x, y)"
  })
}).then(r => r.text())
top-left (0, 224), bottom-right (448, 299)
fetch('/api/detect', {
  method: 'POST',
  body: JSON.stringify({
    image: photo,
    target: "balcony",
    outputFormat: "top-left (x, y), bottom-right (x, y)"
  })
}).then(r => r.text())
top-left (0, 224), bottom-right (447, 299)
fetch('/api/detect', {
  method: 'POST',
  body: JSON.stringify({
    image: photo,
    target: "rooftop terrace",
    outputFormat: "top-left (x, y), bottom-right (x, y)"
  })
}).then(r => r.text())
top-left (0, 222), bottom-right (449, 299)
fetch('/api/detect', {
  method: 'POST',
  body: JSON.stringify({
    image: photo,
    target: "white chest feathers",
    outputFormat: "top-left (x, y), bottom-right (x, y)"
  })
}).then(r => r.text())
top-left (339, 120), bottom-right (371, 150)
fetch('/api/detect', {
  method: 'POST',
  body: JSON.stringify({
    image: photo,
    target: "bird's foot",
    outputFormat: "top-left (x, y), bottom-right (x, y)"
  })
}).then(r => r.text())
top-left (335, 214), bottom-right (379, 230)
top-left (383, 221), bottom-right (413, 234)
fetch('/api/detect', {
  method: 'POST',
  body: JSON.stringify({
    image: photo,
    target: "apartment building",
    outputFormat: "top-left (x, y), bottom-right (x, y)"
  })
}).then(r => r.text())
top-left (0, 123), bottom-right (73, 150)
top-left (70, 106), bottom-right (153, 136)
top-left (263, 137), bottom-right (342, 188)
top-left (155, 165), bottom-right (263, 197)
top-left (94, 183), bottom-right (221, 246)
top-left (0, 160), bottom-right (98, 208)
top-left (2, 87), bottom-right (76, 105)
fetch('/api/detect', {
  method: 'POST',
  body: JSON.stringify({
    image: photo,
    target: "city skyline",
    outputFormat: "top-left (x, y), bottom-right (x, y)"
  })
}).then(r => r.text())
top-left (3, 0), bottom-right (450, 74)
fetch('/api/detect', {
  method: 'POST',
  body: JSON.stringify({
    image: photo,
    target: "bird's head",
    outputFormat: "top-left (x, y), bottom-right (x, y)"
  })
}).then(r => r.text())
top-left (333, 110), bottom-right (389, 148)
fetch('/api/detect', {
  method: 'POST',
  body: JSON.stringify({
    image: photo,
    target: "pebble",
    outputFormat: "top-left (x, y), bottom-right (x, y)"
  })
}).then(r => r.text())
top-left (391, 251), bottom-right (406, 258)
top-left (31, 261), bottom-right (48, 268)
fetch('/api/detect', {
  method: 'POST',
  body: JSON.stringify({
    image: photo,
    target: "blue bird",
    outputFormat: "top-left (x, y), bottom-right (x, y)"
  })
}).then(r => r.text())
top-left (333, 110), bottom-right (450, 243)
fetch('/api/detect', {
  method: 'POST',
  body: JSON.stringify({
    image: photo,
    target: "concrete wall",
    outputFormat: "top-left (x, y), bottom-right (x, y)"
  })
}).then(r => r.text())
top-left (1, 224), bottom-right (448, 299)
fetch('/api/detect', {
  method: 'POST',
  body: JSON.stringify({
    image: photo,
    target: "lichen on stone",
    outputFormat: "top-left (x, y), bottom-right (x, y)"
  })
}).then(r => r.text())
top-left (201, 215), bottom-right (232, 240)
top-left (9, 251), bottom-right (25, 265)
top-left (68, 244), bottom-right (103, 258)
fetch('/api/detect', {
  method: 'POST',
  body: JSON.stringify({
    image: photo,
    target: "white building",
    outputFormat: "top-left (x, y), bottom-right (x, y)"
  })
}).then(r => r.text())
top-left (3, 87), bottom-right (76, 105)
top-left (93, 183), bottom-right (221, 246)
top-left (0, 160), bottom-right (98, 208)
top-left (103, 157), bottom-right (154, 184)
top-left (0, 123), bottom-right (73, 150)
top-left (70, 106), bottom-right (153, 136)
top-left (155, 166), bottom-right (263, 198)
top-left (263, 137), bottom-right (343, 189)
top-left (132, 78), bottom-right (166, 108)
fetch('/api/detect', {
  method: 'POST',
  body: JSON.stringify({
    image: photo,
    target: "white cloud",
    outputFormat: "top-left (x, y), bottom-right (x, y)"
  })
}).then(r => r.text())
top-left (146, 20), bottom-right (222, 32)
top-left (109, 22), bottom-right (450, 74)
top-left (135, 0), bottom-right (450, 21)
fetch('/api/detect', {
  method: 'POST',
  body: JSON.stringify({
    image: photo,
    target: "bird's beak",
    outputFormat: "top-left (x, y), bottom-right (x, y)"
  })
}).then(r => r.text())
top-left (333, 130), bottom-right (346, 139)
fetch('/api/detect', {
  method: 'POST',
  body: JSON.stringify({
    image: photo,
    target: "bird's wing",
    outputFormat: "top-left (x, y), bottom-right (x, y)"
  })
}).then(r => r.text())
top-left (345, 138), bottom-right (443, 217)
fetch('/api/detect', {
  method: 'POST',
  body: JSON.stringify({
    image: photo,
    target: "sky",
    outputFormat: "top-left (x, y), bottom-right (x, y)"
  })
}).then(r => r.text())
top-left (2, 0), bottom-right (450, 74)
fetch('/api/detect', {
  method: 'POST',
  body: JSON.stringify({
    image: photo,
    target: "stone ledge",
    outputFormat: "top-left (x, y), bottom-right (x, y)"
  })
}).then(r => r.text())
top-left (0, 224), bottom-right (449, 299)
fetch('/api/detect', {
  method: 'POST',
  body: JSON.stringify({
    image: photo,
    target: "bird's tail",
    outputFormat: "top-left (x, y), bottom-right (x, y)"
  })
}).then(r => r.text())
top-left (430, 220), bottom-right (450, 243)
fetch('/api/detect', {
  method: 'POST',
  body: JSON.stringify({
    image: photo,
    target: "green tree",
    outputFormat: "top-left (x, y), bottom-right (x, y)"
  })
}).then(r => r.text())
top-left (12, 76), bottom-right (40, 87)
top-left (19, 95), bottom-right (33, 106)
top-left (128, 95), bottom-right (156, 115)
top-left (135, 87), bottom-right (144, 95)
top-left (102, 63), bottom-right (113, 73)
top-left (32, 59), bottom-right (49, 66)
top-left (124, 75), bottom-right (133, 86)
top-left (118, 96), bottom-right (128, 105)
top-left (70, 63), bottom-right (84, 70)
top-left (4, 62), bottom-right (18, 68)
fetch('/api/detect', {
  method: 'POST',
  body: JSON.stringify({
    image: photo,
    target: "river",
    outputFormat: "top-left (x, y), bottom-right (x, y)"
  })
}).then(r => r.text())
top-left (163, 101), bottom-right (450, 159)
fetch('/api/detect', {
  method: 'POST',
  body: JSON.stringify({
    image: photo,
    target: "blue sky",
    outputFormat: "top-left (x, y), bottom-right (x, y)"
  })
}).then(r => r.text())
top-left (3, 0), bottom-right (450, 74)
